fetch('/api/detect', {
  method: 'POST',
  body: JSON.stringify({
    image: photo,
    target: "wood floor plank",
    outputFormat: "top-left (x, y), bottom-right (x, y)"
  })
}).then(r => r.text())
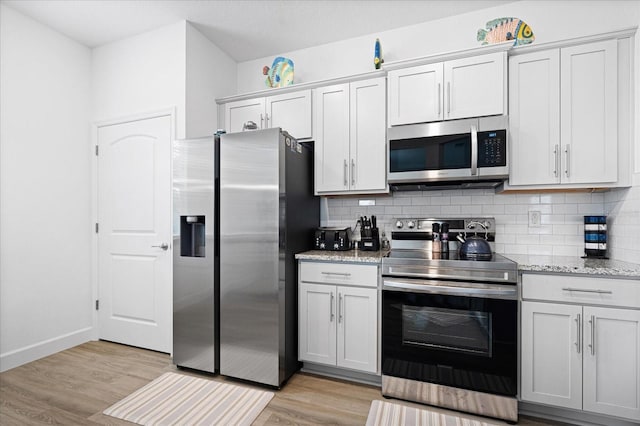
top-left (0, 341), bottom-right (565, 425)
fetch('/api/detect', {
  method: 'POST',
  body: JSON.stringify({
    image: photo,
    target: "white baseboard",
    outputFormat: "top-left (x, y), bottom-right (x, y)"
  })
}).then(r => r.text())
top-left (0, 327), bottom-right (93, 372)
top-left (519, 401), bottom-right (639, 426)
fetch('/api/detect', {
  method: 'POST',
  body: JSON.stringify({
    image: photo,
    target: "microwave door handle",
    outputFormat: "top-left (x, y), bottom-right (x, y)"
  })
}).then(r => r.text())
top-left (470, 125), bottom-right (478, 176)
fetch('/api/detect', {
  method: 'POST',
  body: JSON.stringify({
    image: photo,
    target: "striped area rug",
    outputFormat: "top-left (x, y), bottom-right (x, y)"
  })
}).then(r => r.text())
top-left (366, 400), bottom-right (501, 426)
top-left (103, 372), bottom-right (274, 426)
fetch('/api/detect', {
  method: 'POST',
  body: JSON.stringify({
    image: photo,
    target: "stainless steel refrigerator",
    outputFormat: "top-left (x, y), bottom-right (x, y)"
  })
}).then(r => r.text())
top-left (218, 128), bottom-right (319, 387)
top-left (172, 135), bottom-right (219, 373)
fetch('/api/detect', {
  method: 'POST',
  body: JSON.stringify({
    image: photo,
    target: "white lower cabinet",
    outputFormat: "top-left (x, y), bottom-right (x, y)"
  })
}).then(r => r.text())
top-left (521, 274), bottom-right (640, 422)
top-left (298, 262), bottom-right (378, 374)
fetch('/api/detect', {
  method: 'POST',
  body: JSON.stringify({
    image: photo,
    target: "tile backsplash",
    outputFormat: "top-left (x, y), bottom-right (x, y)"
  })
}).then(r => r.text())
top-left (605, 186), bottom-right (640, 263)
top-left (321, 188), bottom-right (609, 257)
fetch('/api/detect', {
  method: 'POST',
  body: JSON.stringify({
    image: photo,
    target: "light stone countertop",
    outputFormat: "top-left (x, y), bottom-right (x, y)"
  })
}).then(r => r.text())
top-left (295, 249), bottom-right (388, 264)
top-left (504, 254), bottom-right (640, 279)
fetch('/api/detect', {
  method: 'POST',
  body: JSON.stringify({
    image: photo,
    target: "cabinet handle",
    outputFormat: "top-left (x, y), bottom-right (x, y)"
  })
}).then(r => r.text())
top-left (437, 83), bottom-right (441, 117)
top-left (343, 159), bottom-right (348, 187)
top-left (330, 292), bottom-right (334, 321)
top-left (564, 144), bottom-right (570, 178)
top-left (446, 82), bottom-right (451, 115)
top-left (338, 293), bottom-right (343, 323)
top-left (351, 159), bottom-right (356, 186)
top-left (562, 287), bottom-right (612, 294)
top-left (260, 113), bottom-right (264, 128)
top-left (265, 113), bottom-right (269, 127)
top-left (589, 315), bottom-right (596, 355)
top-left (321, 271), bottom-right (351, 277)
top-left (575, 313), bottom-right (581, 354)
top-left (553, 144), bottom-right (559, 177)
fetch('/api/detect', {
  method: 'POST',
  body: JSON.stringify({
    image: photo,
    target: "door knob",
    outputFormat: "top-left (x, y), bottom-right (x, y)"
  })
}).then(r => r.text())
top-left (151, 243), bottom-right (169, 250)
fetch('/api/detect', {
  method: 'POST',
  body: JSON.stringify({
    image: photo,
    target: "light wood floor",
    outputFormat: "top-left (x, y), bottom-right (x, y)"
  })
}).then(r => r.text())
top-left (0, 341), bottom-right (567, 425)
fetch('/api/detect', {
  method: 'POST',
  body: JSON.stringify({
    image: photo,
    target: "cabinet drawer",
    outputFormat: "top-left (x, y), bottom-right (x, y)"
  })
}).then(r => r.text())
top-left (300, 261), bottom-right (378, 287)
top-left (522, 274), bottom-right (640, 309)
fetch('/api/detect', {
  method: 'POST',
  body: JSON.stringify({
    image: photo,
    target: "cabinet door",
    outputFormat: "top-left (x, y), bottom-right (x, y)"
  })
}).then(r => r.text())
top-left (521, 301), bottom-right (582, 410)
top-left (336, 286), bottom-right (377, 373)
top-left (298, 283), bottom-right (336, 366)
top-left (583, 307), bottom-right (640, 421)
top-left (224, 98), bottom-right (266, 133)
top-left (388, 63), bottom-right (443, 125)
top-left (350, 78), bottom-right (387, 192)
top-left (509, 50), bottom-right (561, 185)
top-left (445, 52), bottom-right (505, 120)
top-left (266, 90), bottom-right (312, 139)
top-left (561, 40), bottom-right (617, 184)
top-left (313, 83), bottom-right (350, 193)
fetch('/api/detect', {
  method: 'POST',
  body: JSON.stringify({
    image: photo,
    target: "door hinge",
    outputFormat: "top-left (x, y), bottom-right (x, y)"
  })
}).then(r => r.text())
top-left (95, 145), bottom-right (99, 156)
top-left (95, 300), bottom-right (99, 310)
top-left (95, 223), bottom-right (99, 233)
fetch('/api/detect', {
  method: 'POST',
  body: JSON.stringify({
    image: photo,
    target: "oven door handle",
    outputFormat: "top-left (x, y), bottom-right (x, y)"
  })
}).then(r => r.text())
top-left (383, 278), bottom-right (517, 300)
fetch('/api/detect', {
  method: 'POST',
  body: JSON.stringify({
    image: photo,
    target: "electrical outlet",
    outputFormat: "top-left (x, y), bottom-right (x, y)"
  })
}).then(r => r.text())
top-left (528, 210), bottom-right (541, 227)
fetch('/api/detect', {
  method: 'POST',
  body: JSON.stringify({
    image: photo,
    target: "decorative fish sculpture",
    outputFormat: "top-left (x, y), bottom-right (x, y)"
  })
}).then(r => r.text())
top-left (374, 38), bottom-right (384, 69)
top-left (262, 56), bottom-right (294, 88)
top-left (477, 17), bottom-right (535, 46)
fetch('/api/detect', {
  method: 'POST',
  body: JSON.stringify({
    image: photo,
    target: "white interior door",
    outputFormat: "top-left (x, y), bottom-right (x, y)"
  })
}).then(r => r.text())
top-left (97, 115), bottom-right (172, 353)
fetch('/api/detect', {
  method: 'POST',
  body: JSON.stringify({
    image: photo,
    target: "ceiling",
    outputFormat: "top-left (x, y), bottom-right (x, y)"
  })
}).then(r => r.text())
top-left (2, 0), bottom-right (515, 62)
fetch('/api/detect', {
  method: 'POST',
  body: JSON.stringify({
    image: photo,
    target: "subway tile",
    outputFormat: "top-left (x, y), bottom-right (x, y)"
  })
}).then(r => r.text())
top-left (504, 224), bottom-right (528, 234)
top-left (441, 205), bottom-right (461, 215)
top-left (495, 234), bottom-right (516, 244)
top-left (518, 234), bottom-right (540, 245)
top-left (384, 206), bottom-right (403, 215)
top-left (451, 196), bottom-right (471, 205)
top-left (411, 196), bottom-right (431, 205)
top-left (482, 204), bottom-right (505, 215)
top-left (430, 196), bottom-right (451, 205)
top-left (552, 204), bottom-right (578, 215)
top-left (505, 204), bottom-right (528, 215)
top-left (528, 225), bottom-right (553, 235)
top-left (516, 194), bottom-right (540, 204)
top-left (564, 193), bottom-right (593, 204)
top-left (541, 194), bottom-right (566, 204)
top-left (504, 244), bottom-right (528, 255)
top-left (471, 195), bottom-right (494, 205)
top-left (528, 245), bottom-right (554, 255)
top-left (552, 224), bottom-right (580, 235)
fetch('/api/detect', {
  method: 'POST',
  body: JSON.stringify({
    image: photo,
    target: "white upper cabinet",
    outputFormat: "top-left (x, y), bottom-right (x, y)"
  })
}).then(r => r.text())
top-left (388, 63), bottom-right (443, 125)
top-left (314, 77), bottom-right (387, 195)
top-left (508, 39), bottom-right (619, 188)
top-left (388, 52), bottom-right (506, 126)
top-left (560, 40), bottom-right (618, 185)
top-left (224, 89), bottom-right (312, 139)
top-left (445, 52), bottom-right (506, 120)
top-left (509, 50), bottom-right (561, 185)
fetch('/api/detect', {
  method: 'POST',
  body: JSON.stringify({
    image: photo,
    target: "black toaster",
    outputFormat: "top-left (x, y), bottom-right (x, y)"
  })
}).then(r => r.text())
top-left (314, 227), bottom-right (352, 251)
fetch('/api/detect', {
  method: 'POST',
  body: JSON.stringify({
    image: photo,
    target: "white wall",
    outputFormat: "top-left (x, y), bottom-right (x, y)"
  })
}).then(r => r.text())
top-left (185, 23), bottom-right (237, 138)
top-left (0, 4), bottom-right (93, 372)
top-left (92, 22), bottom-right (186, 136)
top-left (237, 1), bottom-right (640, 94)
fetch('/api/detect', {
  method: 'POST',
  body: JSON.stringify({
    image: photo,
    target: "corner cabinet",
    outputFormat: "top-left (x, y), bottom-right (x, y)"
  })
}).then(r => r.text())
top-left (508, 39), bottom-right (622, 187)
top-left (521, 273), bottom-right (640, 422)
top-left (387, 51), bottom-right (506, 126)
top-left (313, 77), bottom-right (387, 195)
top-left (224, 89), bottom-right (312, 139)
top-left (298, 261), bottom-right (378, 374)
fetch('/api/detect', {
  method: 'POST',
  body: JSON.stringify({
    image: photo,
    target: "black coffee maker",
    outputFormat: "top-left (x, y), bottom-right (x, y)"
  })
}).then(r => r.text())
top-left (359, 215), bottom-right (380, 251)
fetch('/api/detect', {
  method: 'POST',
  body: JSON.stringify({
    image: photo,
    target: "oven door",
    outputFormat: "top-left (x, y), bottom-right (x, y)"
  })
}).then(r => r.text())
top-left (382, 278), bottom-right (517, 397)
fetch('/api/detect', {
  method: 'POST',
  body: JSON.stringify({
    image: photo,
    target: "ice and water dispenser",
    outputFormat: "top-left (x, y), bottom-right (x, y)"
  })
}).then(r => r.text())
top-left (180, 215), bottom-right (206, 257)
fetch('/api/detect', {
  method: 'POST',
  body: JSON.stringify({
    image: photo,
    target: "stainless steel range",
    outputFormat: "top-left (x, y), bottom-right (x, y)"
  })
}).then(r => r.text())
top-left (381, 217), bottom-right (518, 423)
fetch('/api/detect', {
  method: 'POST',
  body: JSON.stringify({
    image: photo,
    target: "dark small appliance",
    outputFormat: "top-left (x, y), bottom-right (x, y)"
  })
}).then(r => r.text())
top-left (360, 215), bottom-right (380, 251)
top-left (314, 227), bottom-right (352, 251)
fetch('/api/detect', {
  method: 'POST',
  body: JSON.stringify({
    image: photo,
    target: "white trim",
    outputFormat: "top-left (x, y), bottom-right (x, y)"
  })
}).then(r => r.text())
top-left (90, 108), bottom-right (177, 345)
top-left (0, 327), bottom-right (93, 373)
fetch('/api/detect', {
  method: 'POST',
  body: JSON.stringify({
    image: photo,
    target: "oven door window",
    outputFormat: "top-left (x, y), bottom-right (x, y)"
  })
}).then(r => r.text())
top-left (389, 133), bottom-right (471, 173)
top-left (402, 306), bottom-right (492, 357)
top-left (382, 289), bottom-right (517, 397)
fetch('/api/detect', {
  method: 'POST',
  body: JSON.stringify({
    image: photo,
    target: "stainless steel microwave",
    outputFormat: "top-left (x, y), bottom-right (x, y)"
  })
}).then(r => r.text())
top-left (387, 116), bottom-right (508, 186)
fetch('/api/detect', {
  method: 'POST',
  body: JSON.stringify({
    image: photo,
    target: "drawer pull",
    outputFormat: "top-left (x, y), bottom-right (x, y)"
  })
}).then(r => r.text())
top-left (562, 288), bottom-right (612, 294)
top-left (321, 272), bottom-right (351, 277)
top-left (330, 292), bottom-right (334, 321)
top-left (589, 315), bottom-right (596, 356)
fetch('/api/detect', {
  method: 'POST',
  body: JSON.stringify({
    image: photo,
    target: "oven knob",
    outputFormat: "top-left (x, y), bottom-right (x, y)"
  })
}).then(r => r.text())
top-left (407, 220), bottom-right (416, 229)
top-left (395, 220), bottom-right (404, 229)
top-left (483, 221), bottom-right (491, 229)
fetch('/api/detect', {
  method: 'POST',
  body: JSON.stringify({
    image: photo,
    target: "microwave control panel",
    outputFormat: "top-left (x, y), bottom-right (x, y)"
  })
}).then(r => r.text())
top-left (477, 130), bottom-right (507, 167)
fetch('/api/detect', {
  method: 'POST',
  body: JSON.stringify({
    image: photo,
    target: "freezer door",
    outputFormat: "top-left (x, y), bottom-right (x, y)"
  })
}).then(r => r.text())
top-left (219, 128), bottom-right (281, 386)
top-left (172, 136), bottom-right (216, 373)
